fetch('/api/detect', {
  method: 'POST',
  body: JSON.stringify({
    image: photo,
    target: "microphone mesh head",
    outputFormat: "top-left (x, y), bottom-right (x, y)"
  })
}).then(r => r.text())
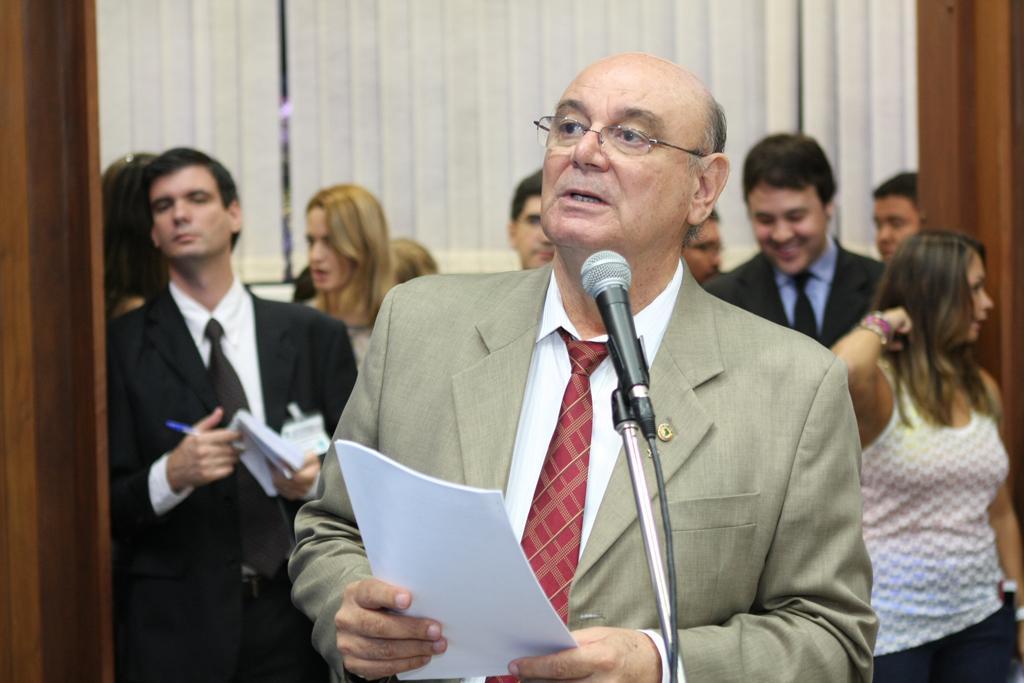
top-left (581, 251), bottom-right (632, 297)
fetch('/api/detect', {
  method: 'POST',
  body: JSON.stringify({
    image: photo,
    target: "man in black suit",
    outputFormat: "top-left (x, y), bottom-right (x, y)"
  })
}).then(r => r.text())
top-left (704, 134), bottom-right (883, 347)
top-left (107, 147), bottom-right (357, 682)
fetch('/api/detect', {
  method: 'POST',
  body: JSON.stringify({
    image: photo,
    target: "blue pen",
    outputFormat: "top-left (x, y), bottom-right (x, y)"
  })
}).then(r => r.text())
top-left (165, 419), bottom-right (197, 436)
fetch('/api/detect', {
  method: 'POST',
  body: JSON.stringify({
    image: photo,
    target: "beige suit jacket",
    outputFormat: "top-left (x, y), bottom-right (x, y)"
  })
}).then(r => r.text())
top-left (290, 265), bottom-right (877, 682)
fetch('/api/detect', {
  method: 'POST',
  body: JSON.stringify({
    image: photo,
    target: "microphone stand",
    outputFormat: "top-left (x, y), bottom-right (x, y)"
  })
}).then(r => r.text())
top-left (611, 389), bottom-right (678, 683)
top-left (581, 250), bottom-right (679, 680)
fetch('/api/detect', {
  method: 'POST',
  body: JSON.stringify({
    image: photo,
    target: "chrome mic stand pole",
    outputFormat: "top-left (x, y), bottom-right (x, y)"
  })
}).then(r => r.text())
top-left (611, 389), bottom-right (677, 681)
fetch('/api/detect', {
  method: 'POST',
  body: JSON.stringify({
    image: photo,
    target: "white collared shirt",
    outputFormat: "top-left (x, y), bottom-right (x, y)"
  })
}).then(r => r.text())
top-left (147, 277), bottom-right (265, 514)
top-left (464, 261), bottom-right (685, 683)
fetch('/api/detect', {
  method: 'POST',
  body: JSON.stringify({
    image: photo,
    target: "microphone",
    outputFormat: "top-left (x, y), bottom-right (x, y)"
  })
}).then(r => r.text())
top-left (580, 251), bottom-right (656, 439)
top-left (583, 251), bottom-right (678, 681)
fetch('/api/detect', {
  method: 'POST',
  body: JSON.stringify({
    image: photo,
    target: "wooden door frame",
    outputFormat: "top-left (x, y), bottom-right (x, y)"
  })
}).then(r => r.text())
top-left (918, 0), bottom-right (1024, 508)
top-left (1, 0), bottom-right (112, 680)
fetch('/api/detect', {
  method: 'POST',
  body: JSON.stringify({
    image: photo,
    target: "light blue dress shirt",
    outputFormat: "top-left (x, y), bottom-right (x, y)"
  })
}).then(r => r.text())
top-left (772, 238), bottom-right (839, 335)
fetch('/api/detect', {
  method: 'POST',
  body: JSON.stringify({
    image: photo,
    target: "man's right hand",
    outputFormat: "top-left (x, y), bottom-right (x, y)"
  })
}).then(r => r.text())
top-left (335, 578), bottom-right (447, 679)
top-left (166, 407), bottom-right (242, 491)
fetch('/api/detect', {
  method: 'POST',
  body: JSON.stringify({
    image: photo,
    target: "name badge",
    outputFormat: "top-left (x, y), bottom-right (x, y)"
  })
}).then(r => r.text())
top-left (281, 403), bottom-right (331, 456)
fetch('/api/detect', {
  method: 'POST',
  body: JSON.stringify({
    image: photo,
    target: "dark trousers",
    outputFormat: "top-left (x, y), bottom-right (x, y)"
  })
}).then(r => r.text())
top-left (234, 567), bottom-right (327, 683)
top-left (118, 566), bottom-right (326, 683)
top-left (874, 603), bottom-right (1014, 683)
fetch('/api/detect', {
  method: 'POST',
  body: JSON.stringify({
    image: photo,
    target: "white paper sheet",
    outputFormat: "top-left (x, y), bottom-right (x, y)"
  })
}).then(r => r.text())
top-left (336, 440), bottom-right (577, 680)
top-left (232, 410), bottom-right (306, 495)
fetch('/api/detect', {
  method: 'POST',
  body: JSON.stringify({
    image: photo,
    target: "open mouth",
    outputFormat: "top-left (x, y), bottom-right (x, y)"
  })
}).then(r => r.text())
top-left (567, 191), bottom-right (605, 205)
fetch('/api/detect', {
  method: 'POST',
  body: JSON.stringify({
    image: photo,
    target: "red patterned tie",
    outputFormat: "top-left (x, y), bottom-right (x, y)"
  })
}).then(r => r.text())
top-left (488, 328), bottom-right (608, 683)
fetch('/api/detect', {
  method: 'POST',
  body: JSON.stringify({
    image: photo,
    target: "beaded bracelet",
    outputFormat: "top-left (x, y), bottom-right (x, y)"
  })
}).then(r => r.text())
top-left (859, 312), bottom-right (893, 345)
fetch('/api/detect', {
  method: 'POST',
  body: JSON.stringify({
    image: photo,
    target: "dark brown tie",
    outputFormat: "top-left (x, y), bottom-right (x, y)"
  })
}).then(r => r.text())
top-left (205, 318), bottom-right (292, 578)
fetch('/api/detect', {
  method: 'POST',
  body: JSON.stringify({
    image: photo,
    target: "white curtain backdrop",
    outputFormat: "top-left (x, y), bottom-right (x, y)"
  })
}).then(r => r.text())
top-left (97, 0), bottom-right (284, 281)
top-left (98, 0), bottom-right (918, 279)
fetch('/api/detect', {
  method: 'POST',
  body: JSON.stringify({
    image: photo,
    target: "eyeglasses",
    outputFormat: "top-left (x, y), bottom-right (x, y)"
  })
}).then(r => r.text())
top-left (688, 242), bottom-right (722, 255)
top-left (534, 115), bottom-right (707, 158)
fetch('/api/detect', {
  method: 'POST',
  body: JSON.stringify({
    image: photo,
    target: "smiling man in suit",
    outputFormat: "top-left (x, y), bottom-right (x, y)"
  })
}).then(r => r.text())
top-left (704, 134), bottom-right (884, 347)
top-left (107, 147), bottom-right (357, 682)
top-left (290, 54), bottom-right (876, 682)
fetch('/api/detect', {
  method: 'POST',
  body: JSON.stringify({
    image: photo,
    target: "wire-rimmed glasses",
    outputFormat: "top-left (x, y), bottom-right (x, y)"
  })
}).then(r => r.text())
top-left (534, 115), bottom-right (707, 158)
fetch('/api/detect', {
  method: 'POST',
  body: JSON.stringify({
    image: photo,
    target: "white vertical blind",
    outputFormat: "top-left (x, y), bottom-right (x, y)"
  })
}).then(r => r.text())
top-left (98, 0), bottom-right (918, 278)
top-left (802, 0), bottom-right (839, 165)
top-left (97, 0), bottom-right (282, 281)
top-left (763, 0), bottom-right (800, 133)
top-left (835, 1), bottom-right (871, 244)
top-left (708, 0), bottom-right (772, 238)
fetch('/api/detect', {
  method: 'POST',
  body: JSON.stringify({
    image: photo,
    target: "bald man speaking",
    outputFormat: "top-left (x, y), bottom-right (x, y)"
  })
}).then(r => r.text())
top-left (290, 53), bottom-right (876, 682)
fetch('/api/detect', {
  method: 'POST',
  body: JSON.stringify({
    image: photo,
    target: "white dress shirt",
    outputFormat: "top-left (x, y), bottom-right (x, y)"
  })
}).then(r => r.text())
top-left (464, 262), bottom-right (684, 683)
top-left (148, 277), bottom-right (265, 515)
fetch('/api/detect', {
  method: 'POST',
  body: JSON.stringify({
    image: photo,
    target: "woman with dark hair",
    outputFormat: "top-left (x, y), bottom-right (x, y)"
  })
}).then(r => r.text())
top-left (833, 230), bottom-right (1023, 681)
top-left (102, 153), bottom-right (166, 319)
top-left (304, 184), bottom-right (395, 365)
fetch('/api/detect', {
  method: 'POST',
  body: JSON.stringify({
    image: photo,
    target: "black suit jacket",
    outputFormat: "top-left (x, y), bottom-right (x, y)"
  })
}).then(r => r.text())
top-left (107, 288), bottom-right (357, 682)
top-left (703, 243), bottom-right (884, 348)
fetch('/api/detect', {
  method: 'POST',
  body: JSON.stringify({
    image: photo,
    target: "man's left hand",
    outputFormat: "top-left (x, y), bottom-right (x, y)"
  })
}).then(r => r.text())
top-left (508, 627), bottom-right (662, 682)
top-left (273, 453), bottom-right (320, 500)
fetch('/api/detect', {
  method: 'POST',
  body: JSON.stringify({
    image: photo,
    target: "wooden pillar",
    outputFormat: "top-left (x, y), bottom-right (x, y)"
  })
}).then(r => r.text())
top-left (918, 0), bottom-right (1024, 498)
top-left (0, 0), bottom-right (112, 680)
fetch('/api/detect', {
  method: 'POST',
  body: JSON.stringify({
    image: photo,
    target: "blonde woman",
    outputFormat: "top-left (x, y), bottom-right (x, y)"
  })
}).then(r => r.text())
top-left (390, 237), bottom-right (438, 284)
top-left (305, 184), bottom-right (395, 364)
top-left (833, 231), bottom-right (1023, 681)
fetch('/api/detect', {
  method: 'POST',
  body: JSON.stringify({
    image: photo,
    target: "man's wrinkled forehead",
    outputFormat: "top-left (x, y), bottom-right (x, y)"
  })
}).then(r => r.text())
top-left (557, 56), bottom-right (707, 133)
top-left (555, 96), bottom-right (669, 133)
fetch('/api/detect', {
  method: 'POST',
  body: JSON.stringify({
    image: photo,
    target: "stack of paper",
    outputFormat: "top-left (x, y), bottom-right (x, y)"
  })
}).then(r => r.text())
top-left (232, 410), bottom-right (305, 495)
top-left (335, 439), bottom-right (577, 680)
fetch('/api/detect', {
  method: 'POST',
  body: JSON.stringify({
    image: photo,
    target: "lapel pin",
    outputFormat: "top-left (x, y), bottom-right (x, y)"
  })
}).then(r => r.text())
top-left (657, 423), bottom-right (675, 442)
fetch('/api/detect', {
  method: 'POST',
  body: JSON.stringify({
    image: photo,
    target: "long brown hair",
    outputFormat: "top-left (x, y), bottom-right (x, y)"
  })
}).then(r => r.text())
top-left (305, 184), bottom-right (394, 326)
top-left (874, 230), bottom-right (997, 425)
top-left (102, 153), bottom-right (167, 319)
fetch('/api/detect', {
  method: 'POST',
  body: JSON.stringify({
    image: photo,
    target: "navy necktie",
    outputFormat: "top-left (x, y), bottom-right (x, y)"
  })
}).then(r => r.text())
top-left (791, 272), bottom-right (818, 340)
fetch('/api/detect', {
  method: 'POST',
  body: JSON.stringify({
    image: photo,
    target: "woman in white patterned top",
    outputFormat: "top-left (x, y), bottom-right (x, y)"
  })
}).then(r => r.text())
top-left (833, 230), bottom-right (1023, 682)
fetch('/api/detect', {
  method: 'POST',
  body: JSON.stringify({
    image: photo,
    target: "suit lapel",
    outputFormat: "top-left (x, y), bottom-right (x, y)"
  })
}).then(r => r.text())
top-left (451, 268), bottom-right (549, 491)
top-left (821, 245), bottom-right (872, 344)
top-left (577, 273), bottom-right (721, 578)
top-left (745, 254), bottom-right (788, 327)
top-left (146, 290), bottom-right (219, 414)
top-left (252, 296), bottom-right (295, 431)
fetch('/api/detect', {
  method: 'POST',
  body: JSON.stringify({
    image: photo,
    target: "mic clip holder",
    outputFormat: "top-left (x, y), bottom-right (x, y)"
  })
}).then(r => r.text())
top-left (606, 336), bottom-right (657, 440)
